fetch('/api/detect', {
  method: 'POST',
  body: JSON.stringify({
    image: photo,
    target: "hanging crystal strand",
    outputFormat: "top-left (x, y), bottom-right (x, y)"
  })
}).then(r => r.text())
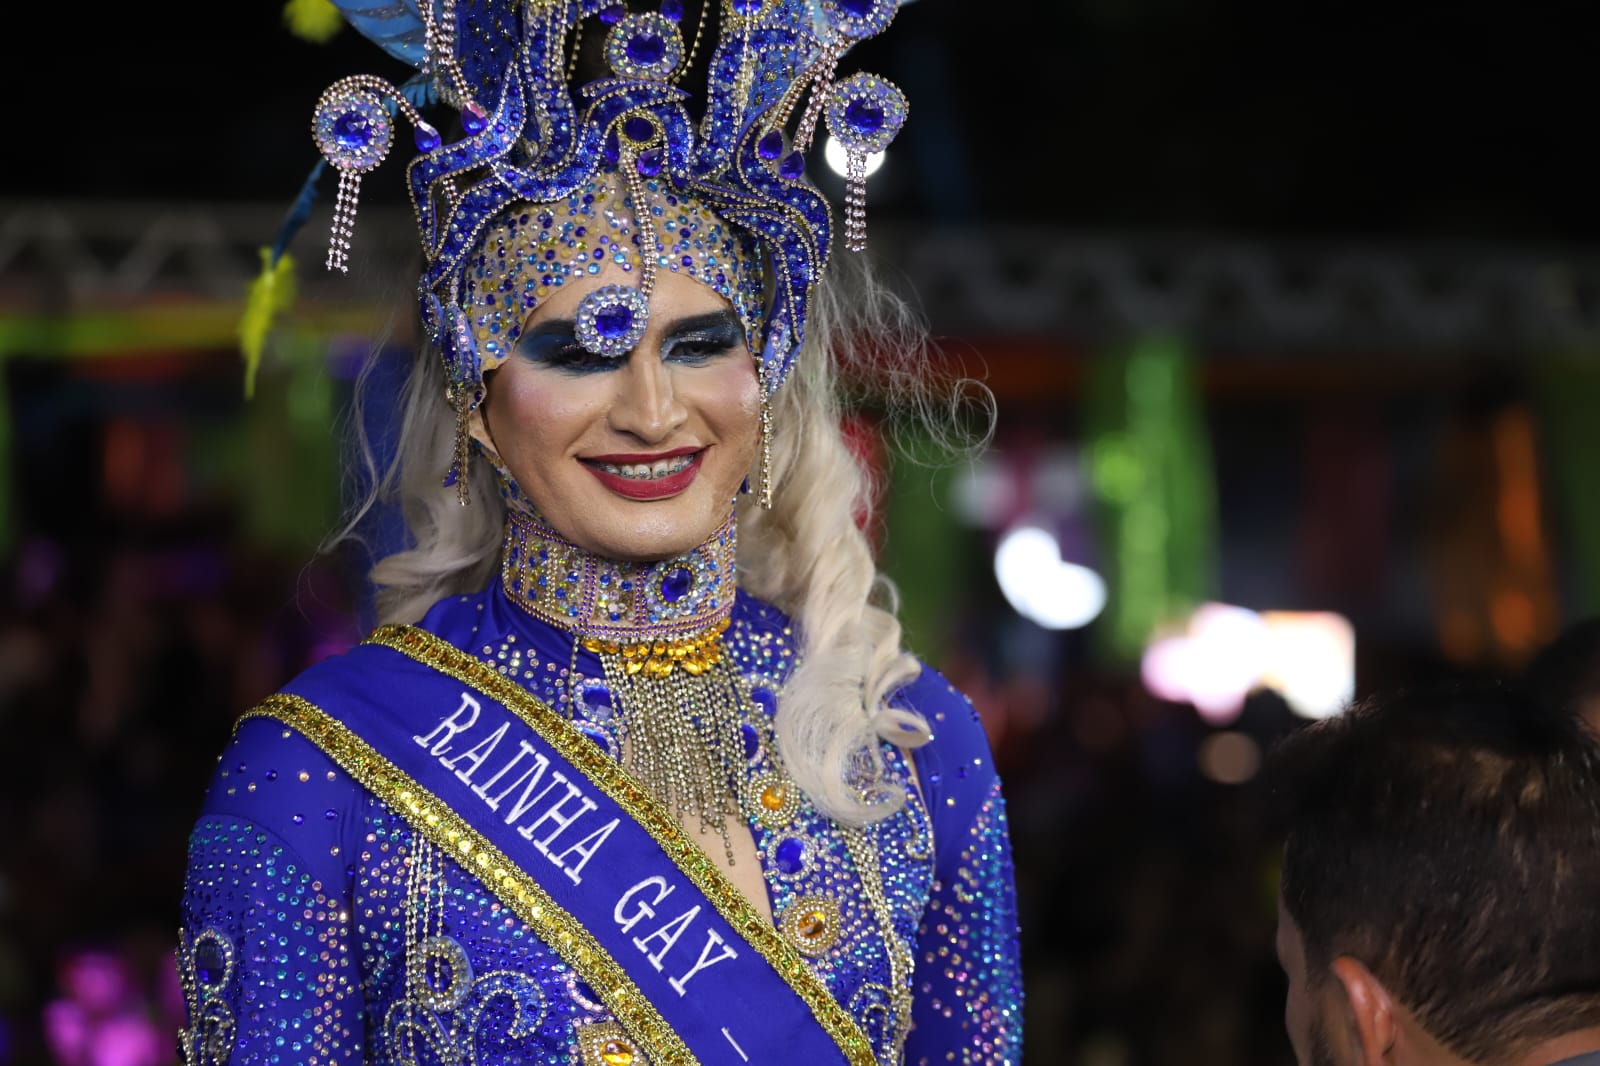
top-left (401, 833), bottom-right (435, 1062)
top-left (421, 0), bottom-right (436, 76)
top-left (564, 1), bottom-right (584, 83)
top-left (599, 647), bottom-right (749, 864)
top-left (312, 74), bottom-right (441, 273)
top-left (326, 170), bottom-right (360, 272)
top-left (844, 148), bottom-right (868, 252)
top-left (790, 40), bottom-right (845, 153)
top-left (732, 19), bottom-right (756, 118)
top-left (620, 150), bottom-right (661, 299)
top-left (757, 367), bottom-right (774, 508)
top-left (444, 384), bottom-right (480, 505)
top-left (672, 0), bottom-right (713, 83)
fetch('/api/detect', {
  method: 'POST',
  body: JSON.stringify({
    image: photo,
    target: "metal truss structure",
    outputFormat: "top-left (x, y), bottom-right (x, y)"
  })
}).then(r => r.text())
top-left (6, 199), bottom-right (1600, 355)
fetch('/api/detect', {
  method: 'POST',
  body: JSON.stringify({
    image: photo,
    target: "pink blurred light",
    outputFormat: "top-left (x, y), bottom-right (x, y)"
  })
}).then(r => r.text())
top-left (59, 953), bottom-right (129, 1015)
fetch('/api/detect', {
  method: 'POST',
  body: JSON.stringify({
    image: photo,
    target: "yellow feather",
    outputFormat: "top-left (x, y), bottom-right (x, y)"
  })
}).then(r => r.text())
top-left (282, 0), bottom-right (344, 44)
top-left (240, 249), bottom-right (298, 399)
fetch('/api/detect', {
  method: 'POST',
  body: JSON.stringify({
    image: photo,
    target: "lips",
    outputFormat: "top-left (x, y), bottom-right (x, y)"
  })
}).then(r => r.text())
top-left (581, 448), bottom-right (705, 500)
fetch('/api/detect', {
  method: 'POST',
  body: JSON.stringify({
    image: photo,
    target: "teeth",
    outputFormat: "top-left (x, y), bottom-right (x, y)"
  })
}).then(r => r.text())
top-left (594, 454), bottom-right (696, 480)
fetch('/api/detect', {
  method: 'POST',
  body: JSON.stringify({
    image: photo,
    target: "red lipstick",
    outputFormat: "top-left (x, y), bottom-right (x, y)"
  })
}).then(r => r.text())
top-left (582, 449), bottom-right (704, 500)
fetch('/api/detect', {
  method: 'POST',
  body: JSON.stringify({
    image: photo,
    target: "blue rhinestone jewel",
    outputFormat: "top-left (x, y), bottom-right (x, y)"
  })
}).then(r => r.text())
top-left (661, 566), bottom-right (694, 603)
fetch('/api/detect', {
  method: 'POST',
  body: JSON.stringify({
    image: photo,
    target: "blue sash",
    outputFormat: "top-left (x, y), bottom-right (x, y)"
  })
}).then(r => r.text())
top-left (244, 625), bottom-right (873, 1066)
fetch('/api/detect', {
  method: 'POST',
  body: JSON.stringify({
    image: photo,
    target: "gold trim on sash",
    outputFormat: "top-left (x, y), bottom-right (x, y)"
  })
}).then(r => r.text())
top-left (241, 694), bottom-right (701, 1066)
top-left (365, 624), bottom-right (878, 1066)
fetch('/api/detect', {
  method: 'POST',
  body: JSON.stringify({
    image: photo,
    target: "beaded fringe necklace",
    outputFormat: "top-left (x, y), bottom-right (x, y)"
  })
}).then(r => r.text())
top-left (500, 508), bottom-right (761, 861)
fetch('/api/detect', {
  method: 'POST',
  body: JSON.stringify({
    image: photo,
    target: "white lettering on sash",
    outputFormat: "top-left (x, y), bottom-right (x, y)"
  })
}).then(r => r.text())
top-left (551, 818), bottom-right (618, 885)
top-left (442, 721), bottom-right (508, 785)
top-left (616, 877), bottom-right (673, 934)
top-left (634, 905), bottom-right (700, 971)
top-left (518, 772), bottom-right (598, 852)
top-left (413, 692), bottom-right (481, 755)
top-left (669, 929), bottom-right (738, 995)
top-left (502, 761), bottom-right (559, 825)
top-left (472, 740), bottom-right (543, 809)
top-left (415, 691), bottom-right (625, 900)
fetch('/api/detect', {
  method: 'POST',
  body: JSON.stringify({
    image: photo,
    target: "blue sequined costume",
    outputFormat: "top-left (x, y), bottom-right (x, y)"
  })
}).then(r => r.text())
top-left (178, 584), bottom-right (1021, 1065)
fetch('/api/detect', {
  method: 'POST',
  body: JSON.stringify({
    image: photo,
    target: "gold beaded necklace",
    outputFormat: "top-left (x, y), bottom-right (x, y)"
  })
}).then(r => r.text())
top-left (500, 508), bottom-right (761, 861)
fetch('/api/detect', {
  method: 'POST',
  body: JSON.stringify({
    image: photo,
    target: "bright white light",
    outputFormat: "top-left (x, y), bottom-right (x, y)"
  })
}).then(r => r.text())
top-left (994, 526), bottom-right (1106, 630)
top-left (1186, 603), bottom-right (1271, 720)
top-left (824, 136), bottom-right (885, 178)
top-left (1140, 603), bottom-right (1355, 722)
top-left (1141, 604), bottom-right (1267, 723)
top-left (1260, 611), bottom-right (1356, 719)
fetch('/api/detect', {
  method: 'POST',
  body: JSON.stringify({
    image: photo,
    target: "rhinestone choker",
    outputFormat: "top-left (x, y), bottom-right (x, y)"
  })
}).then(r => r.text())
top-left (500, 508), bottom-right (738, 653)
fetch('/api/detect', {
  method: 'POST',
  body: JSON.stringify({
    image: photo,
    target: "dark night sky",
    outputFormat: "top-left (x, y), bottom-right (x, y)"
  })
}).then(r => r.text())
top-left (12, 0), bottom-right (1600, 245)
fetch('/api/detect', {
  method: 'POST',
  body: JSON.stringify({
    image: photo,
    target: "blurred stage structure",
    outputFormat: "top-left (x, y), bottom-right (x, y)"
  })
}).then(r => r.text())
top-left (8, 200), bottom-right (1600, 355)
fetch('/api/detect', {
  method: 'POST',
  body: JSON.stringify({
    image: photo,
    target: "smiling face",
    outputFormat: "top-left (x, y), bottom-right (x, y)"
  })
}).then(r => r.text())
top-left (474, 264), bottom-right (760, 563)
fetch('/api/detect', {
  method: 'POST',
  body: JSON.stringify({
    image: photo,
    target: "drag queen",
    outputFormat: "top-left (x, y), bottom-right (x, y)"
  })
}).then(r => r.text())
top-left (176, 2), bottom-right (1021, 1064)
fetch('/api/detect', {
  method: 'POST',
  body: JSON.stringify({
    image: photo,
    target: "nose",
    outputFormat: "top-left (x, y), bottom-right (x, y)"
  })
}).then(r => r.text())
top-left (606, 345), bottom-right (687, 443)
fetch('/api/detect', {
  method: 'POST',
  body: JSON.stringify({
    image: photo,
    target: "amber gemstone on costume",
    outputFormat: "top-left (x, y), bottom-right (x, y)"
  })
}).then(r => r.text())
top-left (798, 909), bottom-right (827, 939)
top-left (600, 1040), bottom-right (635, 1066)
top-left (780, 895), bottom-right (840, 956)
top-left (760, 784), bottom-right (787, 811)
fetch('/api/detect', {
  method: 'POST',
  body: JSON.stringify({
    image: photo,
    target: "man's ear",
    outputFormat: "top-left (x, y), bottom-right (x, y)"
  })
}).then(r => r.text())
top-left (1329, 956), bottom-right (1398, 1064)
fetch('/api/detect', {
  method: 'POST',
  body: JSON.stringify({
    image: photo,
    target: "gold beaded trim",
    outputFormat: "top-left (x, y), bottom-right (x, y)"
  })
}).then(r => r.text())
top-left (364, 625), bottom-right (878, 1066)
top-left (576, 1020), bottom-right (651, 1066)
top-left (581, 616), bottom-right (731, 678)
top-left (240, 693), bottom-right (697, 1066)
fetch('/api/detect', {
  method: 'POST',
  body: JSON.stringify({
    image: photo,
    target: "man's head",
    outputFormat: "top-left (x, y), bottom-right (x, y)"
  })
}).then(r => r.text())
top-left (1522, 618), bottom-right (1600, 735)
top-left (1272, 683), bottom-right (1600, 1065)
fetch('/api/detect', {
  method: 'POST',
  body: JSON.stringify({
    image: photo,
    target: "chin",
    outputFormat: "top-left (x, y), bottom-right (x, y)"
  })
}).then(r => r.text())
top-left (582, 495), bottom-right (732, 562)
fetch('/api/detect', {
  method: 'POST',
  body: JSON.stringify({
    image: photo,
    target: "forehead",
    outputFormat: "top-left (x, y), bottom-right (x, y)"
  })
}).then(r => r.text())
top-left (463, 180), bottom-right (761, 367)
top-left (527, 264), bottom-right (739, 327)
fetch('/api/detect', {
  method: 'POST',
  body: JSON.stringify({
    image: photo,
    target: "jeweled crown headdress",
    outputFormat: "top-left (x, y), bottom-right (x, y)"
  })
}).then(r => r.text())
top-left (291, 0), bottom-right (911, 415)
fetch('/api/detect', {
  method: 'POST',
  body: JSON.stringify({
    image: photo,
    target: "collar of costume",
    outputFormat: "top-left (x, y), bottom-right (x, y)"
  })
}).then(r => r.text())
top-left (302, 0), bottom-right (912, 396)
top-left (500, 505), bottom-right (738, 660)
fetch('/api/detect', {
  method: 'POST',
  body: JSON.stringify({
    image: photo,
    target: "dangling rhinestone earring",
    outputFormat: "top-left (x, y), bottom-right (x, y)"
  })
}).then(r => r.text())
top-left (444, 384), bottom-right (483, 506)
top-left (823, 73), bottom-right (907, 254)
top-left (757, 384), bottom-right (774, 510)
top-left (312, 77), bottom-right (440, 272)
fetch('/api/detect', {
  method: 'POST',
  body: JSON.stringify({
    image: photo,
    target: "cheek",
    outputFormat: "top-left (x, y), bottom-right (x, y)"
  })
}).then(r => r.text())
top-left (487, 368), bottom-right (596, 460)
top-left (700, 359), bottom-right (760, 442)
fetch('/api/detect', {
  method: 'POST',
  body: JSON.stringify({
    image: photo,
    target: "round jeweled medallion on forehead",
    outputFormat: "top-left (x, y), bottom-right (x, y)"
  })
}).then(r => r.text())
top-left (575, 284), bottom-right (650, 357)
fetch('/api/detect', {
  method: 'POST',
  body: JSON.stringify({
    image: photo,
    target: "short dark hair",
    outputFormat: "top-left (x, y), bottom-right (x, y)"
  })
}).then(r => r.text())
top-left (1522, 618), bottom-right (1600, 724)
top-left (1273, 682), bottom-right (1600, 1061)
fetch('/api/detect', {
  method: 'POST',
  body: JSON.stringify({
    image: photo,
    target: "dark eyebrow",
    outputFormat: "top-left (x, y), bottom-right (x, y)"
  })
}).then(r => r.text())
top-left (663, 310), bottom-right (740, 337)
top-left (523, 318), bottom-right (577, 339)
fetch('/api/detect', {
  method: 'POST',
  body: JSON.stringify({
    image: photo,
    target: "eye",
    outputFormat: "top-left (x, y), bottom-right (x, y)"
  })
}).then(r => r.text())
top-left (518, 334), bottom-right (619, 373)
top-left (665, 328), bottom-right (741, 364)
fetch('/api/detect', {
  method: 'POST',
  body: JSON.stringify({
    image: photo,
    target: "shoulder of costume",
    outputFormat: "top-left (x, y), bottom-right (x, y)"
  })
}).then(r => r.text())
top-left (195, 715), bottom-right (368, 886)
top-left (896, 660), bottom-right (1002, 839)
top-left (731, 588), bottom-right (795, 633)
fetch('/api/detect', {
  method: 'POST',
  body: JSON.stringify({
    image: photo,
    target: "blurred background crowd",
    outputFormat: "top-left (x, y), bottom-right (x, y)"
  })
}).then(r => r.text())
top-left (4, 1), bottom-right (1600, 1063)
